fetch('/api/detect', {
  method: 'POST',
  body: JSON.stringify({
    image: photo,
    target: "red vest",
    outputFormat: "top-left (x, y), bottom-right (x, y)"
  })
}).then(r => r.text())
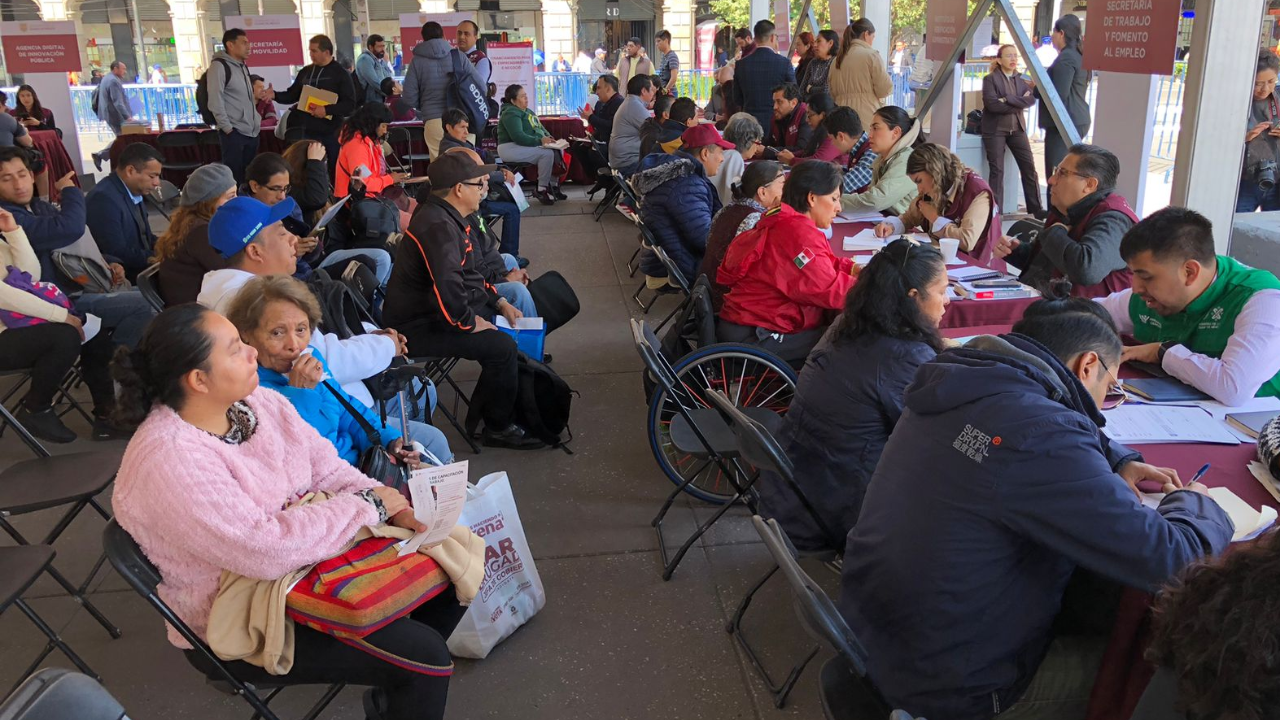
top-left (946, 172), bottom-right (1004, 271)
top-left (772, 102), bottom-right (808, 149)
top-left (1041, 193), bottom-right (1138, 298)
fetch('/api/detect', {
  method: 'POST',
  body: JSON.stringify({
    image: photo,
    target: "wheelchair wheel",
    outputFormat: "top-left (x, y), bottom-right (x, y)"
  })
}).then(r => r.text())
top-left (646, 343), bottom-right (799, 504)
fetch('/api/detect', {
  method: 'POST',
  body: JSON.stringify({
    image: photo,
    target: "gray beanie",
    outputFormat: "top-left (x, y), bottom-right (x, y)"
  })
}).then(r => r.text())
top-left (179, 163), bottom-right (236, 207)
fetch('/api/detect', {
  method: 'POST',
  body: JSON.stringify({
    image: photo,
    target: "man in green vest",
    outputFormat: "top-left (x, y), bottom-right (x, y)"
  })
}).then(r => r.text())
top-left (1097, 206), bottom-right (1280, 405)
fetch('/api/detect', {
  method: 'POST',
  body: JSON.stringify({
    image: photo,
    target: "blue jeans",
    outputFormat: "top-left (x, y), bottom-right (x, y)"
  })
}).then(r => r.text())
top-left (1236, 176), bottom-right (1280, 212)
top-left (481, 199), bottom-right (523, 256)
top-left (393, 419), bottom-right (453, 464)
top-left (72, 289), bottom-right (157, 349)
top-left (321, 247), bottom-right (393, 286)
top-left (495, 254), bottom-right (536, 316)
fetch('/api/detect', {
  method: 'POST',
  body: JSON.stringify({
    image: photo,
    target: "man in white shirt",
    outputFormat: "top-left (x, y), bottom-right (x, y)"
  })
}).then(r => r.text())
top-left (1035, 36), bottom-right (1059, 70)
top-left (1096, 206), bottom-right (1280, 405)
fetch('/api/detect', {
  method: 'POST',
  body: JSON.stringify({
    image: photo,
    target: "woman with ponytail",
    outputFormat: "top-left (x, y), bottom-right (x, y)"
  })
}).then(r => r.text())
top-left (759, 238), bottom-right (949, 552)
top-left (829, 18), bottom-right (894, 130)
top-left (699, 160), bottom-right (785, 309)
top-left (112, 304), bottom-right (466, 720)
top-left (874, 142), bottom-right (1004, 267)
top-left (1035, 12), bottom-right (1092, 207)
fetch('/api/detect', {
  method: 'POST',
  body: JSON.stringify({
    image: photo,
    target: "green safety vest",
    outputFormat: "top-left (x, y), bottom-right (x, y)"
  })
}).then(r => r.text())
top-left (1129, 255), bottom-right (1280, 398)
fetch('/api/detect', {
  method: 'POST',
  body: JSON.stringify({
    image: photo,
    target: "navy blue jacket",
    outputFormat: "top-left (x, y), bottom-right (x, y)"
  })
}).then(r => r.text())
top-left (85, 174), bottom-right (156, 281)
top-left (0, 186), bottom-right (87, 291)
top-left (761, 330), bottom-right (936, 552)
top-left (731, 47), bottom-right (796, 135)
top-left (838, 333), bottom-right (1234, 720)
top-left (632, 152), bottom-right (721, 282)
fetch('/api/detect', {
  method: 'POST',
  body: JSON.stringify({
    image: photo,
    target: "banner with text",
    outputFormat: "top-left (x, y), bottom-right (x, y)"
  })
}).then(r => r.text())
top-left (225, 15), bottom-right (304, 67)
top-left (488, 43), bottom-right (536, 113)
top-left (399, 12), bottom-right (475, 53)
top-left (0, 20), bottom-right (80, 73)
top-left (926, 0), bottom-right (969, 63)
top-left (1083, 0), bottom-right (1181, 74)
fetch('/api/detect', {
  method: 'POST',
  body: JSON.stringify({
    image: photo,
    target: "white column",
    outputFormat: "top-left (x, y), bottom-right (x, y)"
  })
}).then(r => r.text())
top-left (861, 0), bottom-right (889, 58)
top-left (663, 0), bottom-right (693, 67)
top-left (167, 0), bottom-right (206, 83)
top-left (36, 0), bottom-right (69, 19)
top-left (541, 0), bottom-right (574, 60)
top-left (297, 0), bottom-right (329, 43)
top-left (1170, 0), bottom-right (1266, 253)
top-left (928, 64), bottom-right (963, 152)
top-left (749, 0), bottom-right (769, 28)
top-left (1092, 72), bottom-right (1158, 216)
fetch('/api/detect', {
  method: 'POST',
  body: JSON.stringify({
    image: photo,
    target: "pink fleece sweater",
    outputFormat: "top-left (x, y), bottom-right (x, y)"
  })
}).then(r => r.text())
top-left (113, 387), bottom-right (381, 648)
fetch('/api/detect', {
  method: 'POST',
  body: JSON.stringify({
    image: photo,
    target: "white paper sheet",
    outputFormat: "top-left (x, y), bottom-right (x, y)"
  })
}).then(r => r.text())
top-left (1191, 397), bottom-right (1280, 443)
top-left (842, 229), bottom-right (887, 252)
top-left (398, 461), bottom-right (471, 555)
top-left (833, 210), bottom-right (888, 223)
top-left (1140, 486), bottom-right (1276, 542)
top-left (80, 314), bottom-right (101, 344)
top-left (1100, 405), bottom-right (1242, 445)
top-left (495, 316), bottom-right (545, 331)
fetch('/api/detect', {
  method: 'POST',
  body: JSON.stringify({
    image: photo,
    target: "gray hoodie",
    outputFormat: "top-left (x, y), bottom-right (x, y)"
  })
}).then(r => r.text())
top-left (402, 38), bottom-right (482, 121)
top-left (206, 51), bottom-right (261, 137)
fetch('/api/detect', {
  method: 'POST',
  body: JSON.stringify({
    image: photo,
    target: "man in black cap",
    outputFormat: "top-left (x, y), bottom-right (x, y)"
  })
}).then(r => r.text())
top-left (382, 153), bottom-right (544, 450)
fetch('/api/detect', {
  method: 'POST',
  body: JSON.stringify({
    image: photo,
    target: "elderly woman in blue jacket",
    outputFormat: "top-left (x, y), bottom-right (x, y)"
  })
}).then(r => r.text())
top-left (631, 124), bottom-right (735, 287)
top-left (225, 274), bottom-right (452, 466)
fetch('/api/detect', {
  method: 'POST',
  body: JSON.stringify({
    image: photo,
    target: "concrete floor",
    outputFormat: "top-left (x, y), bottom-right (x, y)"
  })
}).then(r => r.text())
top-left (0, 192), bottom-right (840, 719)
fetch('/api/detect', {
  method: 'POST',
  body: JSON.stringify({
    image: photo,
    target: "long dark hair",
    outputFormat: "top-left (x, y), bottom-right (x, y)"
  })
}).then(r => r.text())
top-left (339, 101), bottom-right (392, 144)
top-left (245, 152), bottom-right (291, 190)
top-left (835, 238), bottom-right (946, 351)
top-left (874, 105), bottom-right (925, 148)
top-left (733, 159), bottom-right (784, 202)
top-left (13, 85), bottom-right (44, 123)
top-left (111, 304), bottom-right (217, 429)
top-left (1054, 14), bottom-right (1082, 52)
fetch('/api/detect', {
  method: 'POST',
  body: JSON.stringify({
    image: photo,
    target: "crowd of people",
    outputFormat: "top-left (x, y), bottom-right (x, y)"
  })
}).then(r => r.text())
top-left (2, 13), bottom-right (1280, 720)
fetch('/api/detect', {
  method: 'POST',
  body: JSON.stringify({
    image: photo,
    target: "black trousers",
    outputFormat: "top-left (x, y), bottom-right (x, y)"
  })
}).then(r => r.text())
top-left (983, 130), bottom-right (1043, 215)
top-left (0, 323), bottom-right (115, 413)
top-left (219, 130), bottom-right (260, 185)
top-left (186, 586), bottom-right (468, 720)
top-left (400, 322), bottom-right (520, 431)
top-left (305, 129), bottom-right (341, 179)
top-left (716, 320), bottom-right (825, 369)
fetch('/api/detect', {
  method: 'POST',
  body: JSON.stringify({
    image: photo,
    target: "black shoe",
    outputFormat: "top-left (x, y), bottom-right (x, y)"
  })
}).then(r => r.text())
top-left (516, 256), bottom-right (531, 269)
top-left (534, 189), bottom-right (555, 206)
top-left (92, 151), bottom-right (104, 172)
top-left (91, 414), bottom-right (130, 441)
top-left (540, 353), bottom-right (553, 364)
top-left (16, 406), bottom-right (76, 444)
top-left (482, 423), bottom-right (546, 450)
top-left (654, 284), bottom-right (681, 296)
top-left (362, 688), bottom-right (388, 720)
top-left (552, 188), bottom-right (568, 201)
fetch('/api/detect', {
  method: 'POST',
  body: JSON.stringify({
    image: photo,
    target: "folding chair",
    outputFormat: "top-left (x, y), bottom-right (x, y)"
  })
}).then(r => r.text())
top-left (135, 263), bottom-right (166, 313)
top-left (384, 127), bottom-right (422, 175)
top-left (146, 179), bottom-right (182, 221)
top-left (588, 140), bottom-right (620, 221)
top-left (632, 228), bottom-right (692, 320)
top-left (197, 129), bottom-right (222, 162)
top-left (414, 356), bottom-right (481, 454)
top-left (154, 132), bottom-right (203, 178)
top-left (705, 389), bottom-right (842, 708)
top-left (753, 516), bottom-right (898, 720)
top-left (103, 520), bottom-right (346, 720)
top-left (0, 547), bottom-right (100, 696)
top-left (631, 318), bottom-right (779, 580)
top-left (0, 364), bottom-right (95, 452)
top-left (0, 668), bottom-right (126, 720)
top-left (0, 451), bottom-right (123, 643)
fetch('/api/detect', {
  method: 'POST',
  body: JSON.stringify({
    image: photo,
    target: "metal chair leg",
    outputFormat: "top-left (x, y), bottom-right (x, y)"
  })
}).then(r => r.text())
top-left (724, 563), bottom-right (820, 707)
top-left (12, 598), bottom-right (100, 695)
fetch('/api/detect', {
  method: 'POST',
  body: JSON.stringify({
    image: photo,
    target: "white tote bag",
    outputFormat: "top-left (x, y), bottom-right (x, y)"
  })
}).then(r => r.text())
top-left (446, 471), bottom-right (546, 658)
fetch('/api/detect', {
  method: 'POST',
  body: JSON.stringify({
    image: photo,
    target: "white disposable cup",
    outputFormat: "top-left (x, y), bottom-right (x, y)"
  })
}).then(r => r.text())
top-left (938, 237), bottom-right (961, 263)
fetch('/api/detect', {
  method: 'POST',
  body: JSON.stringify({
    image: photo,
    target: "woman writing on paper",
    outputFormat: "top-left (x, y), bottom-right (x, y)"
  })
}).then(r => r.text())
top-left (111, 304), bottom-right (468, 720)
top-left (873, 143), bottom-right (1003, 267)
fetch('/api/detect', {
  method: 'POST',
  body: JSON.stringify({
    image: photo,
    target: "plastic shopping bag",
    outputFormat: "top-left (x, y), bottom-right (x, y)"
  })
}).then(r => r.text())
top-left (446, 471), bottom-right (546, 658)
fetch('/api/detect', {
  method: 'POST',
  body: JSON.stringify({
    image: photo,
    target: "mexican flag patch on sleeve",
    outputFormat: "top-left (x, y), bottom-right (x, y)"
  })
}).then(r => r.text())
top-left (793, 250), bottom-right (811, 269)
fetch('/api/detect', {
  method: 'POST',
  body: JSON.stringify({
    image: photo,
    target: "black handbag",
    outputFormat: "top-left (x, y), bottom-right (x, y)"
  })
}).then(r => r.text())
top-left (322, 381), bottom-right (408, 493)
top-left (526, 271), bottom-right (580, 334)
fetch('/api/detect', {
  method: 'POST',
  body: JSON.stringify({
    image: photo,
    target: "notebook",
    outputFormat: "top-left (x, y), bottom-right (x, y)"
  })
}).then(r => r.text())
top-left (1226, 410), bottom-right (1280, 439)
top-left (1122, 377), bottom-right (1212, 403)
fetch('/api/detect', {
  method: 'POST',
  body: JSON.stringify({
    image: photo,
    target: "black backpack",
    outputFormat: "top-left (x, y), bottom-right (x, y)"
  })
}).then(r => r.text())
top-left (307, 269), bottom-right (372, 340)
top-left (525, 271), bottom-right (579, 334)
top-left (446, 48), bottom-right (490, 129)
top-left (350, 196), bottom-right (401, 249)
top-left (90, 85), bottom-right (101, 114)
top-left (195, 58), bottom-right (232, 127)
top-left (350, 67), bottom-right (367, 105)
top-left (514, 354), bottom-right (576, 452)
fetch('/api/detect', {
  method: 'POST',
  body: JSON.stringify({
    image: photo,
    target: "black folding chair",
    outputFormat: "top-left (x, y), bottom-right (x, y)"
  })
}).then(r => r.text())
top-left (135, 263), bottom-right (166, 313)
top-left (0, 365), bottom-right (94, 454)
top-left (0, 547), bottom-right (100, 696)
top-left (146, 179), bottom-right (182, 220)
top-left (154, 131), bottom-right (203, 178)
top-left (0, 668), bottom-right (126, 720)
top-left (705, 389), bottom-right (842, 708)
top-left (102, 520), bottom-right (346, 720)
top-left (631, 318), bottom-right (779, 580)
top-left (753, 516), bottom-right (897, 720)
top-left (588, 139), bottom-right (620, 221)
top-left (0, 451), bottom-right (123, 644)
top-left (197, 129), bottom-right (222, 162)
top-left (414, 356), bottom-right (480, 454)
top-left (385, 127), bottom-right (425, 175)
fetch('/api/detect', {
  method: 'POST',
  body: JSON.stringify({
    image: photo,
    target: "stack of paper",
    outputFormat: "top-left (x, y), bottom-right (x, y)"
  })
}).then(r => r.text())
top-left (1140, 486), bottom-right (1277, 542)
top-left (834, 209), bottom-right (888, 224)
top-left (947, 266), bottom-right (1002, 282)
top-left (1101, 405), bottom-right (1242, 445)
top-left (842, 229), bottom-right (887, 252)
top-left (954, 280), bottom-right (1039, 301)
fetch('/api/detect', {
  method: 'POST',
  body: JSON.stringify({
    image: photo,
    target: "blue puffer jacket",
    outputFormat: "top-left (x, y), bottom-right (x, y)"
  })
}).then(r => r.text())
top-left (838, 333), bottom-right (1234, 720)
top-left (633, 152), bottom-right (721, 281)
top-left (257, 348), bottom-right (401, 466)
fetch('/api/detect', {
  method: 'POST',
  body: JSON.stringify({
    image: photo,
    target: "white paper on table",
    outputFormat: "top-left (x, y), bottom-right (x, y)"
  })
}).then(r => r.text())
top-left (1249, 461), bottom-right (1280, 503)
top-left (947, 265), bottom-right (1003, 282)
top-left (1100, 404), bottom-right (1242, 445)
top-left (1190, 397), bottom-right (1280, 443)
top-left (834, 209), bottom-right (888, 223)
top-left (1139, 486), bottom-right (1276, 542)
top-left (495, 316), bottom-right (545, 331)
top-left (842, 229), bottom-right (887, 252)
top-left (399, 460), bottom-right (470, 556)
top-left (81, 314), bottom-right (101, 344)
top-left (850, 253), bottom-right (877, 266)
top-left (945, 286), bottom-right (962, 301)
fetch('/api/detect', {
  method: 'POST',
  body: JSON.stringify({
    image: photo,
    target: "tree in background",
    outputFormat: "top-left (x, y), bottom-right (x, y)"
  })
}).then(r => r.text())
top-left (708, 0), bottom-right (831, 39)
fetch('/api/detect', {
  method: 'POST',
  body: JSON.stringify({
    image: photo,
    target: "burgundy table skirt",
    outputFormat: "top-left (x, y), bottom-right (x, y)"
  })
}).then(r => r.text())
top-left (109, 128), bottom-right (289, 186)
top-left (30, 129), bottom-right (79, 202)
top-left (829, 222), bottom-right (1037, 330)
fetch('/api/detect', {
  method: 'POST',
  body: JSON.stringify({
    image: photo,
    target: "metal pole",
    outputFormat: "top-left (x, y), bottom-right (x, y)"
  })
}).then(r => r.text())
top-left (130, 0), bottom-right (147, 79)
top-left (786, 0), bottom-right (819, 58)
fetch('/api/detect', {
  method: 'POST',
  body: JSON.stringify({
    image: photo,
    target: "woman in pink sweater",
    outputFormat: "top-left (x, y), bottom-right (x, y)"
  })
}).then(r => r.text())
top-left (111, 304), bottom-right (466, 720)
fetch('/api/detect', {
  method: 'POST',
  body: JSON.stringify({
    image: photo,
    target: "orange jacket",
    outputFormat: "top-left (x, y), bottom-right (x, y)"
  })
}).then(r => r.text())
top-left (335, 135), bottom-right (392, 197)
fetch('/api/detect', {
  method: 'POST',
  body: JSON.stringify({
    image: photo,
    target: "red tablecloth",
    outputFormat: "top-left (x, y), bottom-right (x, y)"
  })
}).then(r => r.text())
top-left (829, 222), bottom-right (1038, 330)
top-left (30, 129), bottom-right (79, 202)
top-left (109, 129), bottom-right (289, 186)
top-left (538, 116), bottom-right (592, 185)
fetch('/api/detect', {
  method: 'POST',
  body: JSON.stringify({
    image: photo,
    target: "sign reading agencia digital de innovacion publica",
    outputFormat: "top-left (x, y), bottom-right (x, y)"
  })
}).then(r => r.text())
top-left (0, 21), bottom-right (81, 74)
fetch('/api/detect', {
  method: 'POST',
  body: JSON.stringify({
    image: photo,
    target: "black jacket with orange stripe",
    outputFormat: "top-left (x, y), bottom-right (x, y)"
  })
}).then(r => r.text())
top-left (383, 195), bottom-right (502, 333)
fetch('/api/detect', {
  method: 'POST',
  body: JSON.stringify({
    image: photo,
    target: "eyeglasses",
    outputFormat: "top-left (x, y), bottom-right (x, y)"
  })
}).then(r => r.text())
top-left (261, 184), bottom-right (289, 194)
top-left (460, 180), bottom-right (488, 189)
top-left (1097, 354), bottom-right (1128, 409)
top-left (1052, 166), bottom-right (1089, 180)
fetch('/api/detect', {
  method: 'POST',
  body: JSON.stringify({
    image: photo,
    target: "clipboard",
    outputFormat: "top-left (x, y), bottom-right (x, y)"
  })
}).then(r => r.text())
top-left (298, 84), bottom-right (338, 114)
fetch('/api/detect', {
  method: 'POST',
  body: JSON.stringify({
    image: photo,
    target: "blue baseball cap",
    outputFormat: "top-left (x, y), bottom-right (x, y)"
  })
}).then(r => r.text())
top-left (207, 196), bottom-right (298, 258)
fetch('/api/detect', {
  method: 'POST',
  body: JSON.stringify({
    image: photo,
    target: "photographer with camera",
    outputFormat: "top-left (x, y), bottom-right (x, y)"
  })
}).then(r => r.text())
top-left (1239, 52), bottom-right (1280, 212)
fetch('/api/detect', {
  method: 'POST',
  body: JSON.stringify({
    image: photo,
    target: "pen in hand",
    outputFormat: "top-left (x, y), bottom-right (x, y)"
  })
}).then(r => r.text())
top-left (1188, 463), bottom-right (1211, 487)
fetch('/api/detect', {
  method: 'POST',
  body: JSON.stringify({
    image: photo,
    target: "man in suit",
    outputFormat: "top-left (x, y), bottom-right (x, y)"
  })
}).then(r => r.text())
top-left (85, 142), bottom-right (162, 282)
top-left (732, 20), bottom-right (796, 136)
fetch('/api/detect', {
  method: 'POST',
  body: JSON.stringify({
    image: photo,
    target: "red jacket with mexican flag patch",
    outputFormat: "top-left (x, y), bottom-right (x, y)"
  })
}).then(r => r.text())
top-left (717, 203), bottom-right (857, 334)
